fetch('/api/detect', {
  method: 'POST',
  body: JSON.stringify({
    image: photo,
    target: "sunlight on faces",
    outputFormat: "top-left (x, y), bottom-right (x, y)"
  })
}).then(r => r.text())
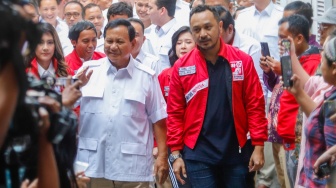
top-left (36, 32), bottom-right (55, 65)
top-left (190, 10), bottom-right (222, 51)
top-left (104, 26), bottom-right (135, 69)
top-left (176, 32), bottom-right (196, 58)
top-left (84, 6), bottom-right (104, 34)
top-left (71, 29), bottom-right (97, 61)
top-left (39, 0), bottom-right (59, 26)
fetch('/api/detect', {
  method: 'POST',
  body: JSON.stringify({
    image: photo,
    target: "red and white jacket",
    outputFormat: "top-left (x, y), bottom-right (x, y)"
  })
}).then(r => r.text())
top-left (167, 39), bottom-right (268, 152)
top-left (65, 49), bottom-right (105, 73)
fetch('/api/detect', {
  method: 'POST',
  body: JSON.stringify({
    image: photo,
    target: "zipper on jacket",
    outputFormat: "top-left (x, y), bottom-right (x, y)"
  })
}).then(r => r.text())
top-left (239, 146), bottom-right (241, 153)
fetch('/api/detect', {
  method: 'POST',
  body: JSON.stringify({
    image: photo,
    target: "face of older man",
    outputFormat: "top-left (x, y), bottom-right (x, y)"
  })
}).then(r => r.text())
top-left (64, 3), bottom-right (83, 28)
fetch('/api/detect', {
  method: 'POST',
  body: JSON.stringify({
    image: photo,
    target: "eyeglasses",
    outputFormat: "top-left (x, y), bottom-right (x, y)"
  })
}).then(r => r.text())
top-left (65, 12), bottom-right (80, 18)
top-left (318, 23), bottom-right (331, 31)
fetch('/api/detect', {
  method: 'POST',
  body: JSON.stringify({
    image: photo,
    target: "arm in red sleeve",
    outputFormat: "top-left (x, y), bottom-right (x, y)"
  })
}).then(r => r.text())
top-left (244, 56), bottom-right (268, 146)
top-left (166, 62), bottom-right (186, 152)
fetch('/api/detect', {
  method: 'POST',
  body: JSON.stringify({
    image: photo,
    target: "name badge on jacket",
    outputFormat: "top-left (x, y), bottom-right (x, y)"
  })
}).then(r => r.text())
top-left (230, 61), bottom-right (244, 81)
top-left (179, 65), bottom-right (196, 76)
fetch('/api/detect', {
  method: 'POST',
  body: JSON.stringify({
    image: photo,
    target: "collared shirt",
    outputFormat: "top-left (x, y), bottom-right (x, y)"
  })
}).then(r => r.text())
top-left (135, 48), bottom-right (161, 75)
top-left (76, 57), bottom-right (167, 181)
top-left (96, 37), bottom-right (105, 53)
top-left (235, 2), bottom-right (283, 61)
top-left (232, 31), bottom-right (265, 95)
top-left (147, 18), bottom-right (182, 72)
top-left (37, 61), bottom-right (55, 78)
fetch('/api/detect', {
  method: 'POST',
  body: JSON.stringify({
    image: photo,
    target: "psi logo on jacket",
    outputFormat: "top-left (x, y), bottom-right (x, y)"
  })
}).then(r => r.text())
top-left (230, 61), bottom-right (244, 81)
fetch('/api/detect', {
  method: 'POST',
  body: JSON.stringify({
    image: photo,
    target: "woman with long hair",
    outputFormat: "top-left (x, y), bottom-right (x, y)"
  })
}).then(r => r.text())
top-left (158, 26), bottom-right (196, 102)
top-left (25, 22), bottom-right (73, 78)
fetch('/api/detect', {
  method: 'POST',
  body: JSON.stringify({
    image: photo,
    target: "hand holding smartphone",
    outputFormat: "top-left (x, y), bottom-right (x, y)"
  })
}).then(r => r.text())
top-left (280, 39), bottom-right (293, 87)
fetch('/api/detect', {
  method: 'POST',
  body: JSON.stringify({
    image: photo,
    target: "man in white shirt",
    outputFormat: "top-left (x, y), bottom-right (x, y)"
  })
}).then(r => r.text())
top-left (129, 18), bottom-right (161, 75)
top-left (174, 0), bottom-right (190, 26)
top-left (235, 1), bottom-right (283, 188)
top-left (76, 19), bottom-right (168, 188)
top-left (147, 0), bottom-right (183, 72)
top-left (205, 0), bottom-right (234, 14)
top-left (83, 3), bottom-right (105, 53)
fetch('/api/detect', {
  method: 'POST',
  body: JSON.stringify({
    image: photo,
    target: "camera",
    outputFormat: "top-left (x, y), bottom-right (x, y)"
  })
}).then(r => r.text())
top-left (316, 163), bottom-right (331, 178)
top-left (1, 74), bottom-right (78, 185)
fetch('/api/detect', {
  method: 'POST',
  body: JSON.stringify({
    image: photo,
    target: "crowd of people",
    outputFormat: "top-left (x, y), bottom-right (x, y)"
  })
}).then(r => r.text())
top-left (1, 0), bottom-right (336, 187)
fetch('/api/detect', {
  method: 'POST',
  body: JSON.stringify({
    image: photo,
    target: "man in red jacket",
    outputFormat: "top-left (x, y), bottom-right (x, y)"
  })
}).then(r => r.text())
top-left (65, 21), bottom-right (105, 73)
top-left (167, 5), bottom-right (267, 187)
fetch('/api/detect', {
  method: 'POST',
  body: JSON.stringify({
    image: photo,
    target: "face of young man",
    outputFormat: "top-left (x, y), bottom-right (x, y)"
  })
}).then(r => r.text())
top-left (147, 0), bottom-right (161, 26)
top-left (39, 0), bottom-right (59, 26)
top-left (64, 3), bottom-right (83, 28)
top-left (190, 10), bottom-right (222, 52)
top-left (135, 0), bottom-right (150, 21)
top-left (104, 26), bottom-right (135, 69)
top-left (84, 6), bottom-right (104, 35)
top-left (71, 29), bottom-right (97, 61)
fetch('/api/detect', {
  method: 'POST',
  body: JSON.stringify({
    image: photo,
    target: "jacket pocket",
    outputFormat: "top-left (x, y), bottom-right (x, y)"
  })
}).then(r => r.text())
top-left (118, 142), bottom-right (148, 175)
top-left (122, 91), bottom-right (146, 119)
top-left (77, 137), bottom-right (98, 164)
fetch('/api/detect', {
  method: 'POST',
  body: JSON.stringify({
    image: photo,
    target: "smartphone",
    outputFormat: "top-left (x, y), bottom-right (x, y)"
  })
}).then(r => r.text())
top-left (260, 42), bottom-right (271, 57)
top-left (316, 163), bottom-right (331, 178)
top-left (281, 39), bottom-right (293, 87)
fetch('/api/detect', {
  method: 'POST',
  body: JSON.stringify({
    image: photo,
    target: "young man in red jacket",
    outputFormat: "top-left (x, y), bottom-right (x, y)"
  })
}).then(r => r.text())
top-left (167, 5), bottom-right (267, 187)
top-left (65, 21), bottom-right (105, 73)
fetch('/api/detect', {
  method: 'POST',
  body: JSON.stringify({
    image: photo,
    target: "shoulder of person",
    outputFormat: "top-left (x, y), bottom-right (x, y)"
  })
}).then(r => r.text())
top-left (237, 6), bottom-right (254, 15)
top-left (134, 60), bottom-right (156, 76)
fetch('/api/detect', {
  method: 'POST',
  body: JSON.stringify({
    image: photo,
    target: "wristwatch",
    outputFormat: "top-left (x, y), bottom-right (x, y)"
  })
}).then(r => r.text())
top-left (169, 153), bottom-right (182, 163)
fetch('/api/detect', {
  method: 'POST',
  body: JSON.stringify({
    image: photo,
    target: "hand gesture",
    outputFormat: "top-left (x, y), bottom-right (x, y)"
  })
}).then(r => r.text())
top-left (75, 67), bottom-right (93, 87)
top-left (154, 155), bottom-right (169, 184)
top-left (259, 56), bottom-right (271, 73)
top-left (62, 76), bottom-right (82, 107)
top-left (265, 56), bottom-right (282, 75)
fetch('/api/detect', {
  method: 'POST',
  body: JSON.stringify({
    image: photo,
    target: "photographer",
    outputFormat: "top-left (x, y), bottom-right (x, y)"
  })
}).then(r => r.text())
top-left (0, 2), bottom-right (61, 188)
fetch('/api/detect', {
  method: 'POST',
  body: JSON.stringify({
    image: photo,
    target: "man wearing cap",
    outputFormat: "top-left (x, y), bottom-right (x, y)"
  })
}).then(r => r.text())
top-left (314, 7), bottom-right (336, 46)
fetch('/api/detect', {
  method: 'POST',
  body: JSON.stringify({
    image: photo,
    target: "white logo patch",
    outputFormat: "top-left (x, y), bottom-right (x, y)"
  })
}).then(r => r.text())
top-left (179, 65), bottom-right (196, 76)
top-left (185, 79), bottom-right (209, 103)
top-left (230, 61), bottom-right (244, 81)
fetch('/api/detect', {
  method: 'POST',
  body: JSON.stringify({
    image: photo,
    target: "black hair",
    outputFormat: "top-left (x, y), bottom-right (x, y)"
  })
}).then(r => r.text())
top-left (168, 26), bottom-right (192, 66)
top-left (68, 20), bottom-right (97, 41)
top-left (83, 3), bottom-right (101, 18)
top-left (64, 1), bottom-right (84, 19)
top-left (233, 6), bottom-right (246, 20)
top-left (284, 1), bottom-right (313, 29)
top-left (26, 1), bottom-right (39, 13)
top-left (104, 18), bottom-right (135, 41)
top-left (213, 5), bottom-right (234, 30)
top-left (37, 0), bottom-right (60, 6)
top-left (278, 14), bottom-right (310, 43)
top-left (156, 0), bottom-right (176, 17)
top-left (190, 5), bottom-right (220, 22)
top-left (190, 0), bottom-right (205, 9)
top-left (128, 18), bottom-right (145, 34)
top-left (107, 2), bottom-right (133, 21)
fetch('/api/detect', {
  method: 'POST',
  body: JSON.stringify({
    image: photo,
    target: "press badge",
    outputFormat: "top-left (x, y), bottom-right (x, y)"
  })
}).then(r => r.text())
top-left (179, 65), bottom-right (196, 76)
top-left (230, 61), bottom-right (244, 81)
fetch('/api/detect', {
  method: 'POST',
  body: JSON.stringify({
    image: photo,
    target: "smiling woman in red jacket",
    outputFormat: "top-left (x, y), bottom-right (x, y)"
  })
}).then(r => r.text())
top-left (25, 23), bottom-right (73, 78)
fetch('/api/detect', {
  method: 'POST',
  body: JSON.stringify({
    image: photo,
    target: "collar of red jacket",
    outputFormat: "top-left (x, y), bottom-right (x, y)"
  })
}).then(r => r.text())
top-left (27, 57), bottom-right (59, 79)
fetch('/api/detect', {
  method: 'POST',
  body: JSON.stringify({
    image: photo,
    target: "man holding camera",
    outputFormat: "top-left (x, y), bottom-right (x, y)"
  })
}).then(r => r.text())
top-left (75, 19), bottom-right (168, 188)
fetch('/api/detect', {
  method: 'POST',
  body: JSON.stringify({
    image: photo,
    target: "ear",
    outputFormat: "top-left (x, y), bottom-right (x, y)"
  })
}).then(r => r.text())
top-left (228, 24), bottom-right (234, 35)
top-left (219, 20), bottom-right (223, 31)
top-left (142, 35), bottom-right (146, 43)
top-left (332, 62), bottom-right (336, 75)
top-left (160, 6), bottom-right (166, 16)
top-left (131, 38), bottom-right (136, 49)
top-left (71, 39), bottom-right (77, 47)
top-left (295, 34), bottom-right (304, 45)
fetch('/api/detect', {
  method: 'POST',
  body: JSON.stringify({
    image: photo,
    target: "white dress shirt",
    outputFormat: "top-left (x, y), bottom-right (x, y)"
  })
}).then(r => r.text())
top-left (235, 2), bottom-right (283, 61)
top-left (175, 0), bottom-right (190, 27)
top-left (96, 36), bottom-right (105, 53)
top-left (147, 18), bottom-right (183, 72)
top-left (135, 48), bottom-right (161, 75)
top-left (76, 56), bottom-right (167, 181)
top-left (232, 31), bottom-right (267, 96)
top-left (37, 61), bottom-right (55, 78)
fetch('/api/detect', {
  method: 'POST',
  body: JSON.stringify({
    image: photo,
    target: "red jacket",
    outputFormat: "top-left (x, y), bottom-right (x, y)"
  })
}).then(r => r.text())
top-left (167, 39), bottom-right (268, 152)
top-left (65, 49), bottom-right (105, 72)
top-left (26, 57), bottom-right (74, 78)
top-left (277, 49), bottom-right (321, 150)
top-left (158, 67), bottom-right (173, 102)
